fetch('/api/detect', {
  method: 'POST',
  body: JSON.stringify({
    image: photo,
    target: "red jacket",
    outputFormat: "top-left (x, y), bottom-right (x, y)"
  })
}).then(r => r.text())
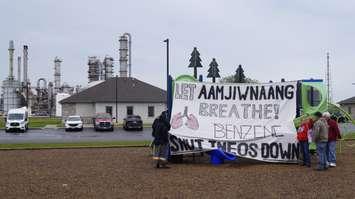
top-left (297, 123), bottom-right (309, 141)
top-left (327, 119), bottom-right (341, 141)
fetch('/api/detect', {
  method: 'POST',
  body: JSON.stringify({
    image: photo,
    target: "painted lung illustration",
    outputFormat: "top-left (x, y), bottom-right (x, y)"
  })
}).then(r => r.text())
top-left (171, 112), bottom-right (183, 129)
top-left (186, 114), bottom-right (199, 130)
top-left (171, 107), bottom-right (199, 131)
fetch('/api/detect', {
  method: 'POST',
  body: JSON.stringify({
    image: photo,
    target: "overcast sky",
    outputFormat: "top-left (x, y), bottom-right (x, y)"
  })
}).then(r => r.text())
top-left (0, 0), bottom-right (354, 102)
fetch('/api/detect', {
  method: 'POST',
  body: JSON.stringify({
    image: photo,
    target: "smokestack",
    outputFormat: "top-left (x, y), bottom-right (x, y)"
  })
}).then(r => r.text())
top-left (88, 56), bottom-right (100, 83)
top-left (123, 33), bottom-right (132, 78)
top-left (54, 57), bottom-right (62, 93)
top-left (17, 56), bottom-right (21, 82)
top-left (103, 56), bottom-right (114, 80)
top-left (8, 40), bottom-right (15, 80)
top-left (23, 45), bottom-right (29, 84)
top-left (119, 35), bottom-right (128, 77)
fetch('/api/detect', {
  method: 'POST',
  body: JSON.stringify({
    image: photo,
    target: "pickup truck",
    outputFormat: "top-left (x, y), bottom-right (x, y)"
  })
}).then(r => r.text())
top-left (93, 113), bottom-right (114, 131)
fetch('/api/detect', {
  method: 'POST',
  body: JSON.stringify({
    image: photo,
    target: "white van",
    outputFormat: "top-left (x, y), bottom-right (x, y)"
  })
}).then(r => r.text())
top-left (5, 107), bottom-right (29, 132)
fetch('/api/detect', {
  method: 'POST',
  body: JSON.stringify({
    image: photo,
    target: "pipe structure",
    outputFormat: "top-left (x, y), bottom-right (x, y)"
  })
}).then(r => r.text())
top-left (123, 33), bottom-right (132, 78)
top-left (37, 78), bottom-right (47, 89)
top-left (23, 45), bottom-right (29, 84)
top-left (119, 35), bottom-right (128, 77)
top-left (54, 57), bottom-right (62, 93)
top-left (8, 40), bottom-right (15, 80)
top-left (17, 56), bottom-right (21, 82)
top-left (103, 56), bottom-right (114, 80)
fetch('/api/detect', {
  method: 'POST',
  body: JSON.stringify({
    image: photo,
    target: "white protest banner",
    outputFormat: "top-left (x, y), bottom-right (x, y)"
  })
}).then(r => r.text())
top-left (169, 81), bottom-right (299, 163)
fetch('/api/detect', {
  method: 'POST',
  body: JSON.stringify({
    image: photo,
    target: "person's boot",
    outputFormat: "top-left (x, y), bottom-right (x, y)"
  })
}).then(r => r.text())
top-left (160, 161), bottom-right (170, 169)
top-left (155, 160), bottom-right (160, 169)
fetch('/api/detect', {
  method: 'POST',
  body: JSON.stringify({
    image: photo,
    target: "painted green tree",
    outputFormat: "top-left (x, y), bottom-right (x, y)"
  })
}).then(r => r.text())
top-left (207, 58), bottom-right (220, 83)
top-left (235, 64), bottom-right (246, 83)
top-left (188, 47), bottom-right (203, 79)
top-left (220, 64), bottom-right (258, 83)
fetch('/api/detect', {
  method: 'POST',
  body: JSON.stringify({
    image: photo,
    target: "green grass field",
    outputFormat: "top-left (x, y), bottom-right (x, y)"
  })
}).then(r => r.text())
top-left (0, 140), bottom-right (150, 150)
top-left (28, 117), bottom-right (62, 128)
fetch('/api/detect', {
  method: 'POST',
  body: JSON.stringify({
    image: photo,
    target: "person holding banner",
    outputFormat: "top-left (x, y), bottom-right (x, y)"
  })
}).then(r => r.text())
top-left (312, 112), bottom-right (329, 171)
top-left (297, 119), bottom-right (311, 167)
top-left (152, 111), bottom-right (171, 169)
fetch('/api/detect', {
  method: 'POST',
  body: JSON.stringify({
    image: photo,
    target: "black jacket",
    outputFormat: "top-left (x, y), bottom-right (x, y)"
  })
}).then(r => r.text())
top-left (152, 116), bottom-right (171, 145)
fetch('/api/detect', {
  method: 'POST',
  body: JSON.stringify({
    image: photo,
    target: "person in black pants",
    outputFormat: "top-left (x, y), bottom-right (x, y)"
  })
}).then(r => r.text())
top-left (152, 111), bottom-right (171, 169)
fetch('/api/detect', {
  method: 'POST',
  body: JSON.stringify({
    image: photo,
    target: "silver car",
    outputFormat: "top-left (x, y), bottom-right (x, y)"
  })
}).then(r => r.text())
top-left (65, 116), bottom-right (83, 131)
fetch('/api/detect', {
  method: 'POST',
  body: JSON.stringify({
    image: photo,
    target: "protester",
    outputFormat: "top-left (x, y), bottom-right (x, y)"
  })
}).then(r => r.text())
top-left (312, 112), bottom-right (329, 171)
top-left (323, 112), bottom-right (341, 167)
top-left (152, 111), bottom-right (171, 169)
top-left (297, 119), bottom-right (311, 167)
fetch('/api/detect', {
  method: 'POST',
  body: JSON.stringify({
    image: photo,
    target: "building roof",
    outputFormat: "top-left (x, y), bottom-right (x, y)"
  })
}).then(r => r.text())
top-left (60, 77), bottom-right (166, 104)
top-left (338, 96), bottom-right (355, 105)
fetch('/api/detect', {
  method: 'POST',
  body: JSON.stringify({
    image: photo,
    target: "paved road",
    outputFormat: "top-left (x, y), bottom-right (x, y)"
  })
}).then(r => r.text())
top-left (0, 128), bottom-right (153, 144)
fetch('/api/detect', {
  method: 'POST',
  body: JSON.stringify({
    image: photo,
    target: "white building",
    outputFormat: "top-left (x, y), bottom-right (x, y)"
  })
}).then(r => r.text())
top-left (339, 96), bottom-right (355, 119)
top-left (59, 77), bottom-right (166, 124)
top-left (55, 93), bottom-right (70, 117)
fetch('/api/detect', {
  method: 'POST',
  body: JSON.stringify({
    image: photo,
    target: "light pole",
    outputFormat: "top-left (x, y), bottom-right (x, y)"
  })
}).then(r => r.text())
top-left (115, 75), bottom-right (118, 123)
top-left (163, 39), bottom-right (169, 111)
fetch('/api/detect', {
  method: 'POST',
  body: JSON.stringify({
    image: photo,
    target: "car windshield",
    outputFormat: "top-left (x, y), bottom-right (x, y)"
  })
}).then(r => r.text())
top-left (128, 115), bottom-right (141, 119)
top-left (8, 113), bottom-right (24, 120)
top-left (96, 114), bottom-right (111, 119)
top-left (68, 117), bottom-right (81, 121)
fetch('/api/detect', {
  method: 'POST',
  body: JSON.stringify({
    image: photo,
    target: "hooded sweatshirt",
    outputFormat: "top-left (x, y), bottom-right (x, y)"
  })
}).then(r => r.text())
top-left (327, 119), bottom-right (341, 141)
top-left (312, 118), bottom-right (328, 143)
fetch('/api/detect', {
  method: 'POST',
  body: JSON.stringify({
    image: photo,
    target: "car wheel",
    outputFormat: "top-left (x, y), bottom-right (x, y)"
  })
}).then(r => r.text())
top-left (139, 127), bottom-right (143, 131)
top-left (110, 127), bottom-right (114, 131)
top-left (5, 129), bottom-right (9, 133)
top-left (80, 127), bottom-right (83, 131)
top-left (65, 129), bottom-right (69, 132)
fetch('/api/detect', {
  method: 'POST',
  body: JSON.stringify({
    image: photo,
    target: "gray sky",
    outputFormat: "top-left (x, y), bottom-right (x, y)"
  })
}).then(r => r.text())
top-left (1, 0), bottom-right (354, 102)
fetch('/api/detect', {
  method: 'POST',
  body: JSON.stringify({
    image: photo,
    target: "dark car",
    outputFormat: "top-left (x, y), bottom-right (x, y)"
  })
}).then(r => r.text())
top-left (123, 115), bottom-right (143, 131)
top-left (93, 113), bottom-right (114, 131)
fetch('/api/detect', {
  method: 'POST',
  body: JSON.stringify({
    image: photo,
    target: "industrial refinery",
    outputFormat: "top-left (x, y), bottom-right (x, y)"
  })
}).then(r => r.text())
top-left (0, 33), bottom-right (133, 116)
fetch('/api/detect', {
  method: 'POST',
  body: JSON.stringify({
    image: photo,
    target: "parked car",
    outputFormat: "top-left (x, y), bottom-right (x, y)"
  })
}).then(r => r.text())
top-left (65, 115), bottom-right (83, 131)
top-left (123, 115), bottom-right (143, 131)
top-left (93, 113), bottom-right (114, 131)
top-left (5, 107), bottom-right (29, 133)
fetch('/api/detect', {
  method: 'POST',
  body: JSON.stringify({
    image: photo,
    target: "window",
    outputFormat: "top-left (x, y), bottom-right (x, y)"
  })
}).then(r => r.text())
top-left (307, 87), bottom-right (321, 106)
top-left (127, 106), bottom-right (133, 116)
top-left (148, 106), bottom-right (155, 117)
top-left (348, 106), bottom-right (352, 114)
top-left (105, 106), bottom-right (112, 116)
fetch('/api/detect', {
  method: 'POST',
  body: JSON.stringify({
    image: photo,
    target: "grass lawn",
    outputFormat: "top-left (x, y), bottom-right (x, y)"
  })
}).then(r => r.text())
top-left (29, 117), bottom-right (62, 128)
top-left (0, 140), bottom-right (150, 150)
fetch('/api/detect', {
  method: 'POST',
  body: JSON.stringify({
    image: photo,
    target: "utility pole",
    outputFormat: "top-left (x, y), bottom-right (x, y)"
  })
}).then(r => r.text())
top-left (115, 75), bottom-right (118, 123)
top-left (26, 82), bottom-right (29, 108)
top-left (326, 52), bottom-right (331, 106)
top-left (163, 39), bottom-right (169, 108)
